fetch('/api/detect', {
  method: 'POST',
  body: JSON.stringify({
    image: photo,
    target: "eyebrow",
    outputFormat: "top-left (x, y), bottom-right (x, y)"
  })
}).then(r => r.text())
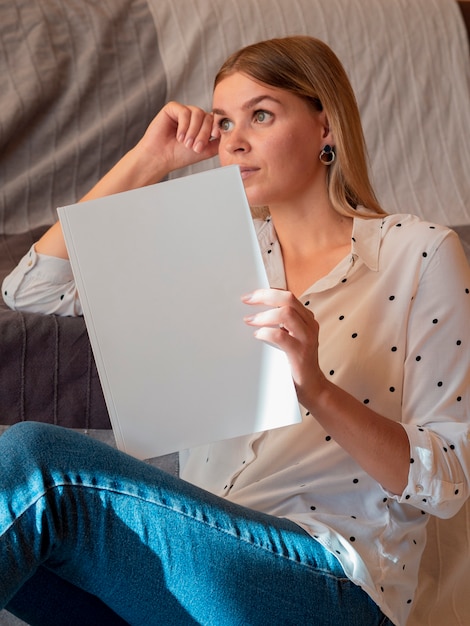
top-left (212, 95), bottom-right (282, 116)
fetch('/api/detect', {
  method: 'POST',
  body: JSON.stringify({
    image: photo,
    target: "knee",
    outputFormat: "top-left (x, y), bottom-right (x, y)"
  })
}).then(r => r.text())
top-left (1, 422), bottom-right (62, 462)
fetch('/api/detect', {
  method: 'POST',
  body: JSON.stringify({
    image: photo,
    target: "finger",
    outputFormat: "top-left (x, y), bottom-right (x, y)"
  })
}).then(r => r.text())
top-left (179, 108), bottom-right (214, 151)
top-left (241, 288), bottom-right (294, 308)
top-left (242, 288), bottom-right (314, 330)
top-left (162, 102), bottom-right (192, 142)
top-left (192, 113), bottom-right (218, 154)
top-left (252, 325), bottom-right (294, 350)
top-left (253, 319), bottom-right (321, 390)
top-left (244, 307), bottom-right (291, 331)
top-left (210, 119), bottom-right (221, 141)
top-left (245, 307), bottom-right (316, 346)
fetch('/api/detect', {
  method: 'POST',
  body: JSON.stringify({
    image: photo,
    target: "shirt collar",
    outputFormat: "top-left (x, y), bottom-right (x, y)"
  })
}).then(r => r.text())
top-left (351, 216), bottom-right (384, 272)
top-left (257, 213), bottom-right (385, 276)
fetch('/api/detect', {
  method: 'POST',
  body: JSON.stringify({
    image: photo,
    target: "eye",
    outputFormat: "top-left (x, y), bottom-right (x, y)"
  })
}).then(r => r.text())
top-left (253, 110), bottom-right (272, 123)
top-left (217, 118), bottom-right (233, 132)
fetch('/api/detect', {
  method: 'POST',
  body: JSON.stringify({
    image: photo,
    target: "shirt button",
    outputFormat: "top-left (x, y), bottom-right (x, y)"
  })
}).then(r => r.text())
top-left (416, 484), bottom-right (424, 492)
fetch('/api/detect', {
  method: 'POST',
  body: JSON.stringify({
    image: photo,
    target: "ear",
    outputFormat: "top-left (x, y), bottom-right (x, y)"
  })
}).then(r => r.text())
top-left (319, 111), bottom-right (334, 145)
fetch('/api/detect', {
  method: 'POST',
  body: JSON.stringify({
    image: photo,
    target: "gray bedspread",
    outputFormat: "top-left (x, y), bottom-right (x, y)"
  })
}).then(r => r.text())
top-left (0, 229), bottom-right (108, 427)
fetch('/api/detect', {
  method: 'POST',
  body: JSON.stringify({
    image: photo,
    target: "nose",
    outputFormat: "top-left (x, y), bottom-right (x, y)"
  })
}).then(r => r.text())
top-left (223, 127), bottom-right (251, 155)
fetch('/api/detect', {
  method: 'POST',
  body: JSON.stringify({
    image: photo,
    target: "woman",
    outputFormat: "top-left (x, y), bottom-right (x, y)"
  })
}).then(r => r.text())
top-left (2, 36), bottom-right (470, 626)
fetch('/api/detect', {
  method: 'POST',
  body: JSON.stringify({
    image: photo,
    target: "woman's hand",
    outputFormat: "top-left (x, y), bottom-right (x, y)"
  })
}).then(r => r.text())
top-left (242, 287), bottom-right (410, 494)
top-left (82, 101), bottom-right (220, 201)
top-left (136, 101), bottom-right (220, 176)
top-left (242, 288), bottom-right (327, 407)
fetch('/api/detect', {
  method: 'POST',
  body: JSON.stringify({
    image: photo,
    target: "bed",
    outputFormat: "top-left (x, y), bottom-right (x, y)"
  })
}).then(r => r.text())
top-left (0, 0), bottom-right (469, 624)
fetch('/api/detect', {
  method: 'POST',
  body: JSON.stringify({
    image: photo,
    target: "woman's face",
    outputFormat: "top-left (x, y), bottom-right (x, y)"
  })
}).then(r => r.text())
top-left (212, 72), bottom-right (331, 209)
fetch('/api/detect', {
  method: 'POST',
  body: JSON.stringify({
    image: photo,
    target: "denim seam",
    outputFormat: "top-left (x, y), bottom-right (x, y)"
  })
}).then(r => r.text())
top-left (8, 481), bottom-right (350, 583)
top-left (93, 484), bottom-right (349, 582)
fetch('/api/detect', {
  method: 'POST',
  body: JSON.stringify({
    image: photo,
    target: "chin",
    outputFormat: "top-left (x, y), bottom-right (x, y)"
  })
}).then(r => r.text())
top-left (244, 187), bottom-right (267, 207)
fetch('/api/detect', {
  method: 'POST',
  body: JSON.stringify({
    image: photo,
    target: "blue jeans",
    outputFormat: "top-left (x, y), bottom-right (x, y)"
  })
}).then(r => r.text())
top-left (0, 422), bottom-right (394, 625)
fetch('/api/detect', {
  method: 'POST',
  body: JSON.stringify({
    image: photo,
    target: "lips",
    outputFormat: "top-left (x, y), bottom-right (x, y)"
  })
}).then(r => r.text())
top-left (238, 166), bottom-right (259, 179)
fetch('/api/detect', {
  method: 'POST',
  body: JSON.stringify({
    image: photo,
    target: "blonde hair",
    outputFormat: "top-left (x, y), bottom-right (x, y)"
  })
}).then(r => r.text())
top-left (214, 36), bottom-right (386, 219)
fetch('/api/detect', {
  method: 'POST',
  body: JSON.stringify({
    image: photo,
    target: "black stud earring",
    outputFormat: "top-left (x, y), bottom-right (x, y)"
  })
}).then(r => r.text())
top-left (319, 144), bottom-right (336, 165)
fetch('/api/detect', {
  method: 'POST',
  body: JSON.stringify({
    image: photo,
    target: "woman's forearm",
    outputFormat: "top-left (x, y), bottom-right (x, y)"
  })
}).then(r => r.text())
top-left (305, 378), bottom-right (410, 495)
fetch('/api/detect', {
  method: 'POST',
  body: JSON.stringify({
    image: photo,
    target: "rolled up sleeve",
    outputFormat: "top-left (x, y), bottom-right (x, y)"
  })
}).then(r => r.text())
top-left (387, 231), bottom-right (470, 518)
top-left (394, 422), bottom-right (470, 518)
top-left (2, 245), bottom-right (82, 316)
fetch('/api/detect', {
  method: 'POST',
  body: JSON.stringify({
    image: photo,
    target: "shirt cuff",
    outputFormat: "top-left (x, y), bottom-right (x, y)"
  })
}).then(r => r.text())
top-left (29, 246), bottom-right (75, 282)
top-left (387, 422), bottom-right (466, 518)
